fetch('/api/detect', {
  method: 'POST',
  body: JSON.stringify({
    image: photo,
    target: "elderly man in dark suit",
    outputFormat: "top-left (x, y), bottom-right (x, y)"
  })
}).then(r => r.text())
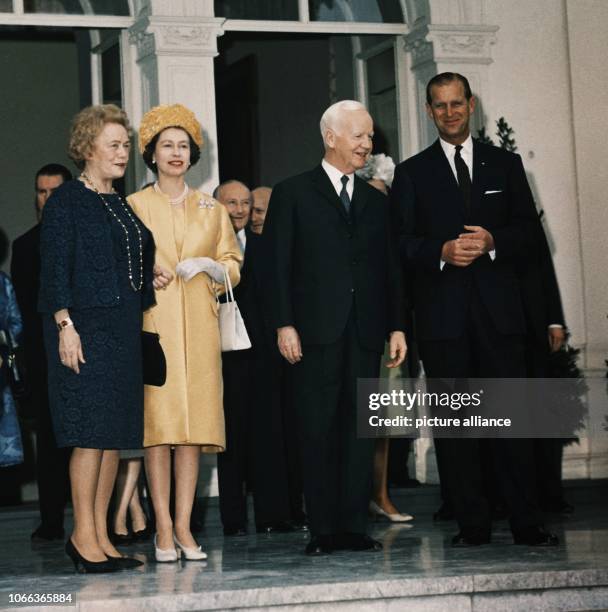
top-left (263, 100), bottom-right (407, 555)
top-left (390, 73), bottom-right (558, 547)
top-left (11, 163), bottom-right (72, 541)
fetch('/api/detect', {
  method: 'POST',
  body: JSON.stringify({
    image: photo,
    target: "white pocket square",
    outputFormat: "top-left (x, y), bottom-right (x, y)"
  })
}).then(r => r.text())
top-left (484, 189), bottom-right (502, 194)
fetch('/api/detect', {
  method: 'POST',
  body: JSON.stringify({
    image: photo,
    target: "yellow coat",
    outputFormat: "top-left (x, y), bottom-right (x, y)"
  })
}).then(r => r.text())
top-left (128, 186), bottom-right (242, 450)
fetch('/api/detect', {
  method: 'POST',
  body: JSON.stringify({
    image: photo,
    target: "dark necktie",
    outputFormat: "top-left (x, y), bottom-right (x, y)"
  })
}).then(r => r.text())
top-left (339, 175), bottom-right (351, 214)
top-left (454, 145), bottom-right (471, 215)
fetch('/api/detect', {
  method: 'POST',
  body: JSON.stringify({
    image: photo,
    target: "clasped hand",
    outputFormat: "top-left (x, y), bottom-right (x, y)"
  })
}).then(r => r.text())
top-left (441, 225), bottom-right (495, 268)
top-left (176, 257), bottom-right (225, 283)
top-left (153, 264), bottom-right (174, 290)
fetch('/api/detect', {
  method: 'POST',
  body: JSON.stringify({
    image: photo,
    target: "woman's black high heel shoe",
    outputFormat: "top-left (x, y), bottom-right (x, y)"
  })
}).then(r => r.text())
top-left (65, 539), bottom-right (119, 574)
top-left (107, 555), bottom-right (144, 569)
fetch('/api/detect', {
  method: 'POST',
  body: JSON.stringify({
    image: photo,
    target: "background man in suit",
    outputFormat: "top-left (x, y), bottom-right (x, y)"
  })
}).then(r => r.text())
top-left (390, 73), bottom-right (557, 547)
top-left (250, 187), bottom-right (271, 235)
top-left (262, 100), bottom-right (407, 555)
top-left (215, 180), bottom-right (297, 536)
top-left (11, 163), bottom-right (72, 540)
top-left (519, 219), bottom-right (572, 514)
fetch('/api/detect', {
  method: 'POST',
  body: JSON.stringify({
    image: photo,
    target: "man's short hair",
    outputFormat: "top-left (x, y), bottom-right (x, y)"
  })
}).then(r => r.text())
top-left (319, 100), bottom-right (368, 143)
top-left (213, 179), bottom-right (250, 201)
top-left (426, 73), bottom-right (472, 104)
top-left (35, 163), bottom-right (72, 184)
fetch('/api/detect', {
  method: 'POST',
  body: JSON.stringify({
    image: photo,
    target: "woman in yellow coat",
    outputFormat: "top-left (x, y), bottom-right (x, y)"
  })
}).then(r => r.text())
top-left (128, 104), bottom-right (241, 562)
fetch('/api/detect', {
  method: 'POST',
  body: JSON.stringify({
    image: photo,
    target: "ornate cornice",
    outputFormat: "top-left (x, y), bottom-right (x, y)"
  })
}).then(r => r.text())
top-left (404, 24), bottom-right (499, 69)
top-left (129, 16), bottom-right (224, 61)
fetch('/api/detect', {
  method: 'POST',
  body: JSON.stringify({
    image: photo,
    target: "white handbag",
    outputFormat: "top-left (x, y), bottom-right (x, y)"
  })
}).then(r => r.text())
top-left (217, 268), bottom-right (252, 352)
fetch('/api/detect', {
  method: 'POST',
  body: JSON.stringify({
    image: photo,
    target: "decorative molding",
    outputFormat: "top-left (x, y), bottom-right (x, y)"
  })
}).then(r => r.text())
top-left (404, 27), bottom-right (434, 68)
top-left (129, 16), bottom-right (224, 61)
top-left (129, 25), bottom-right (156, 61)
top-left (427, 25), bottom-right (498, 64)
top-left (404, 23), bottom-right (498, 68)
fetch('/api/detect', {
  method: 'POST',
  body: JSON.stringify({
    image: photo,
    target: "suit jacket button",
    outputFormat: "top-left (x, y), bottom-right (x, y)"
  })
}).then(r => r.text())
top-left (350, 288), bottom-right (355, 293)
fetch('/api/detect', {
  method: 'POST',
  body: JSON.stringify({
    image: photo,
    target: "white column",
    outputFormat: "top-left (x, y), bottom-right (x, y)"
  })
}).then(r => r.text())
top-left (128, 2), bottom-right (224, 194)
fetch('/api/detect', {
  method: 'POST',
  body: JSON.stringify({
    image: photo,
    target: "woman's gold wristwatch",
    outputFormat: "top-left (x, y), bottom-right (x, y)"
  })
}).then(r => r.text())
top-left (57, 317), bottom-right (74, 332)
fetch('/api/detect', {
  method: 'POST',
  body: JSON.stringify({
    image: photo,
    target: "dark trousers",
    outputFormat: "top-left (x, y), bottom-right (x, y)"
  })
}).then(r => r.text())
top-left (292, 310), bottom-right (380, 537)
top-left (33, 388), bottom-right (70, 529)
top-left (217, 347), bottom-right (293, 528)
top-left (420, 289), bottom-right (543, 539)
top-left (525, 338), bottom-right (566, 507)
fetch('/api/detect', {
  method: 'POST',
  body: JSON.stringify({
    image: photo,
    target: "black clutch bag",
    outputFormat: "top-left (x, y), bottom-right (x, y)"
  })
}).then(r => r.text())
top-left (141, 331), bottom-right (166, 386)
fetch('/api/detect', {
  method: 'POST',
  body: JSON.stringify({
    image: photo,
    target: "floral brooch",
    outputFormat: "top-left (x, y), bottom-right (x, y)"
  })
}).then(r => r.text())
top-left (198, 195), bottom-right (215, 209)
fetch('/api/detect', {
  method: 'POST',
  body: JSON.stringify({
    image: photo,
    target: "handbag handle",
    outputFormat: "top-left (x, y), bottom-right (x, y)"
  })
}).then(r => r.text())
top-left (216, 266), bottom-right (234, 304)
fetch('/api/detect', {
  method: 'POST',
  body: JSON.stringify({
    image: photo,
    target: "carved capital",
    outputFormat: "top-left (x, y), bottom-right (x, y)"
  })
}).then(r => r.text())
top-left (427, 25), bottom-right (498, 65)
top-left (129, 16), bottom-right (224, 61)
top-left (129, 21), bottom-right (156, 61)
top-left (404, 24), bottom-right (499, 69)
top-left (404, 27), bottom-right (434, 69)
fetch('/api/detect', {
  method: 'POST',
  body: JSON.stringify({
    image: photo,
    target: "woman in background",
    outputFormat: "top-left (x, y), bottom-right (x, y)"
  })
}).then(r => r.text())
top-left (0, 271), bottom-right (24, 470)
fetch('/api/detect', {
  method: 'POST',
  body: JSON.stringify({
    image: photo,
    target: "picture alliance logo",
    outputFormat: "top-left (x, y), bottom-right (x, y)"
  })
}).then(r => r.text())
top-left (367, 389), bottom-right (484, 411)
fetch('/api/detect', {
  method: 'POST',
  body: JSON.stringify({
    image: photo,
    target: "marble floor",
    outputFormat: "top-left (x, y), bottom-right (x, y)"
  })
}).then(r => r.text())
top-left (0, 482), bottom-right (606, 611)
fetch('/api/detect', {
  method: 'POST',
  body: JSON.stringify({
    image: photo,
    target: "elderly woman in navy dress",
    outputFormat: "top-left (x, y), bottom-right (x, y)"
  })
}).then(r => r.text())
top-left (39, 104), bottom-right (171, 573)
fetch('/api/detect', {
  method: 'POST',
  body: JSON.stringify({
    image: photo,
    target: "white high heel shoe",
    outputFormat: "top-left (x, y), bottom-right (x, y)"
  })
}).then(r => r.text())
top-left (369, 501), bottom-right (414, 523)
top-left (154, 534), bottom-right (180, 562)
top-left (174, 536), bottom-right (207, 561)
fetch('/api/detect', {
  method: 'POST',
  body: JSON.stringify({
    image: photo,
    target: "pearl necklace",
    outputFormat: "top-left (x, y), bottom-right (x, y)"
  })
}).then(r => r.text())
top-left (153, 181), bottom-right (189, 205)
top-left (80, 173), bottom-right (143, 292)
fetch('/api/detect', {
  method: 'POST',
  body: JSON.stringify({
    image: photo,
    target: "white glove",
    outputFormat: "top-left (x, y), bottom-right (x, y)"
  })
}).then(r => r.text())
top-left (176, 257), bottom-right (225, 283)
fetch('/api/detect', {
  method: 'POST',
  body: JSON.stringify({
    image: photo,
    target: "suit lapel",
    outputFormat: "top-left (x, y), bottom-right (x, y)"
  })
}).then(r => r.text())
top-left (311, 165), bottom-right (349, 222)
top-left (472, 139), bottom-right (487, 208)
top-left (352, 175), bottom-right (369, 220)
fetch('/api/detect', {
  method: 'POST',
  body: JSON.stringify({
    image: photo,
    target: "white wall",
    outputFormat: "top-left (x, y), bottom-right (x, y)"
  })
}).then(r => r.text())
top-left (566, 0), bottom-right (608, 372)
top-left (484, 0), bottom-right (586, 357)
top-left (0, 38), bottom-right (80, 272)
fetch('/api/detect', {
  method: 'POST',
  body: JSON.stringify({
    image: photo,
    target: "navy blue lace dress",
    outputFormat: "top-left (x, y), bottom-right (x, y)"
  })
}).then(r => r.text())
top-left (40, 181), bottom-right (155, 449)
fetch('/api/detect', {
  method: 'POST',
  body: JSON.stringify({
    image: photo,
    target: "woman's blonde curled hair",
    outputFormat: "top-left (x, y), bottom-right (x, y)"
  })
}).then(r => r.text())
top-left (68, 104), bottom-right (132, 169)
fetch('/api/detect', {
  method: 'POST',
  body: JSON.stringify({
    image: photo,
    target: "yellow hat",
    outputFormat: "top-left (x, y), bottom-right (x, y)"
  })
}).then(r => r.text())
top-left (138, 104), bottom-right (203, 153)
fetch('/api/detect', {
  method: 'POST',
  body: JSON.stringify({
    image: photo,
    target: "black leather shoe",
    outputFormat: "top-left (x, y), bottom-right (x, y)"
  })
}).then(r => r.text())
top-left (223, 525), bottom-right (247, 537)
top-left (541, 500), bottom-right (574, 515)
top-left (31, 525), bottom-right (65, 541)
top-left (292, 519), bottom-right (309, 532)
top-left (256, 521), bottom-right (296, 534)
top-left (304, 535), bottom-right (332, 556)
top-left (513, 527), bottom-right (559, 546)
top-left (451, 532), bottom-right (491, 547)
top-left (335, 533), bottom-right (382, 552)
top-left (433, 504), bottom-right (455, 522)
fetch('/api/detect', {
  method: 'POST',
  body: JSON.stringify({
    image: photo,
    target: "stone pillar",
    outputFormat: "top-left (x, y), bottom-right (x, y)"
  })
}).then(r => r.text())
top-left (127, 0), bottom-right (224, 194)
top-left (403, 23), bottom-right (498, 149)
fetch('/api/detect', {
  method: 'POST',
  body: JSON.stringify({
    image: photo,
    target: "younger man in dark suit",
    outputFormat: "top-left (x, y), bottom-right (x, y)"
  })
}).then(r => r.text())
top-left (263, 100), bottom-right (407, 555)
top-left (390, 73), bottom-right (557, 547)
top-left (11, 163), bottom-right (72, 540)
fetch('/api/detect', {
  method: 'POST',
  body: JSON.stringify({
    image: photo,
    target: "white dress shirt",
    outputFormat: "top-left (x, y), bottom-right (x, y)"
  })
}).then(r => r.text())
top-left (322, 159), bottom-right (354, 199)
top-left (438, 133), bottom-right (495, 268)
top-left (439, 133), bottom-right (473, 182)
top-left (236, 228), bottom-right (246, 254)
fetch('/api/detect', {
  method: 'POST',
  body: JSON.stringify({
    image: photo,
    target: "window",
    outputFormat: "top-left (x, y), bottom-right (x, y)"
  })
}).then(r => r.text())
top-left (23, 0), bottom-right (129, 15)
top-left (309, 0), bottom-right (404, 23)
top-left (214, 0), bottom-right (298, 21)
